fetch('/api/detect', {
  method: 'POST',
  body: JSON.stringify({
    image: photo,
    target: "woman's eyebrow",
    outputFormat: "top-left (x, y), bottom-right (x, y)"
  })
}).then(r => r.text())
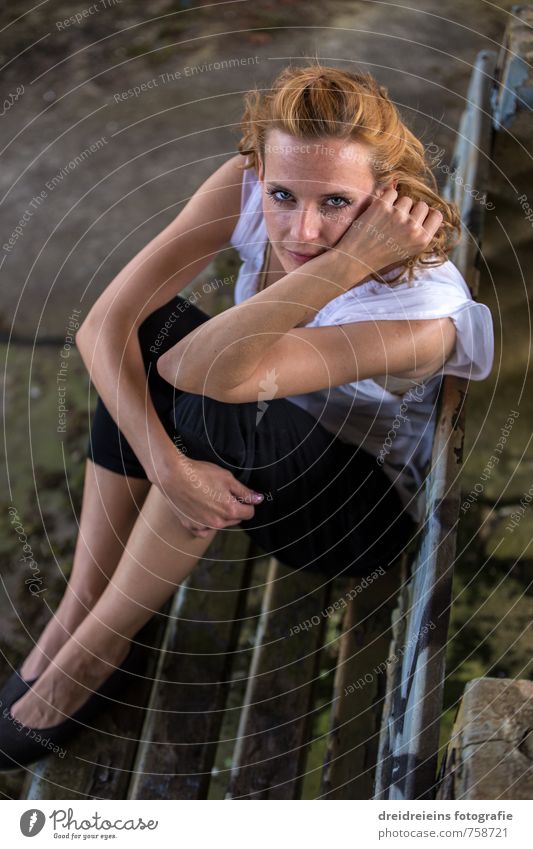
top-left (266, 181), bottom-right (352, 197)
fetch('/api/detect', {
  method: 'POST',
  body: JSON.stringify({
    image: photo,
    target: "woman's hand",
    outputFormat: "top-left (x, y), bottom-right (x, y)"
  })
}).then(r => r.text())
top-left (330, 187), bottom-right (444, 284)
top-left (155, 454), bottom-right (264, 538)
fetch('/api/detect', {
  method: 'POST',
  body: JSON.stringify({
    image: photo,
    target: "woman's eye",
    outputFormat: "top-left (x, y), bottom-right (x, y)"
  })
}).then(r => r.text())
top-left (326, 196), bottom-right (351, 207)
top-left (267, 189), bottom-right (292, 203)
top-left (266, 190), bottom-right (352, 208)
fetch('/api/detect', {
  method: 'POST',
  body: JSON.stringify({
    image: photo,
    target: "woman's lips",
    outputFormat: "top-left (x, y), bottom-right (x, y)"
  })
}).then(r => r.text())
top-left (286, 249), bottom-right (323, 263)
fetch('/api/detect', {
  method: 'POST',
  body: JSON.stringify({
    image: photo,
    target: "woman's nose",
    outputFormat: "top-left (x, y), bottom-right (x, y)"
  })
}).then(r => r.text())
top-left (289, 206), bottom-right (322, 245)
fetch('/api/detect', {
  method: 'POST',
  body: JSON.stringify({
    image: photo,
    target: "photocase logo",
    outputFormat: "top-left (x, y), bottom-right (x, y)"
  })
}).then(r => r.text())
top-left (256, 367), bottom-right (279, 425)
top-left (20, 809), bottom-right (46, 836)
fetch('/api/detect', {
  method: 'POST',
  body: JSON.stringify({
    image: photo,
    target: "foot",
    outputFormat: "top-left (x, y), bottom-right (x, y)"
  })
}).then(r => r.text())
top-left (10, 635), bottom-right (130, 729)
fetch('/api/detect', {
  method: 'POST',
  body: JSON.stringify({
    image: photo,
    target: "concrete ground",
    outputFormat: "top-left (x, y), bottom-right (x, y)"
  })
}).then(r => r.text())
top-left (0, 0), bottom-right (531, 798)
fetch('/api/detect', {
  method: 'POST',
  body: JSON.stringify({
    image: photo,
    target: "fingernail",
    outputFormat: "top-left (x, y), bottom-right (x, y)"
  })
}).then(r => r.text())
top-left (252, 493), bottom-right (264, 502)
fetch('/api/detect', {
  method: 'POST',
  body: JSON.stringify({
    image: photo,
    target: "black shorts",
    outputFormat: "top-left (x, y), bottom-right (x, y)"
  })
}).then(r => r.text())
top-left (87, 295), bottom-right (417, 578)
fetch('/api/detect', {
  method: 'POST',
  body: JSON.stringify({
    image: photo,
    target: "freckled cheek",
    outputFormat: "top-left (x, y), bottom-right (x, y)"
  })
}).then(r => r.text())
top-left (263, 208), bottom-right (293, 241)
top-left (329, 199), bottom-right (370, 234)
top-left (323, 211), bottom-right (355, 241)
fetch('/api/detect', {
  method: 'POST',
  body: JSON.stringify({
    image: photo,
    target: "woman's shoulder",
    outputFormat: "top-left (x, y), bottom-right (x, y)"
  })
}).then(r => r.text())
top-left (229, 160), bottom-right (266, 254)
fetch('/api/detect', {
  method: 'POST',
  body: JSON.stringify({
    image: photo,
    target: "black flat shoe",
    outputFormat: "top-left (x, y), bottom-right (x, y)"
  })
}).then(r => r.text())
top-left (0, 668), bottom-right (39, 712)
top-left (0, 643), bottom-right (146, 772)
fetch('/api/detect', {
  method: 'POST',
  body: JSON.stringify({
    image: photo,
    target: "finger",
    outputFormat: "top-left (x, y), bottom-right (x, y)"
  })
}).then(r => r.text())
top-left (410, 201), bottom-right (430, 225)
top-left (421, 208), bottom-right (444, 237)
top-left (227, 500), bottom-right (256, 521)
top-left (393, 195), bottom-right (414, 213)
top-left (231, 481), bottom-right (264, 504)
top-left (237, 504), bottom-right (255, 522)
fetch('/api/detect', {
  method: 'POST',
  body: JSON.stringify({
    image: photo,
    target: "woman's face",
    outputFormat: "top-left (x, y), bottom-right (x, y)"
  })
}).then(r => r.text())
top-left (257, 129), bottom-right (389, 270)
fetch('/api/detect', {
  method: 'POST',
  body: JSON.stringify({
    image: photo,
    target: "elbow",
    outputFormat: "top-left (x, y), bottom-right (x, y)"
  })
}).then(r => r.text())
top-left (75, 317), bottom-right (96, 358)
top-left (157, 351), bottom-right (195, 392)
top-left (75, 304), bottom-right (106, 352)
top-left (157, 354), bottom-right (226, 400)
top-left (156, 353), bottom-right (179, 388)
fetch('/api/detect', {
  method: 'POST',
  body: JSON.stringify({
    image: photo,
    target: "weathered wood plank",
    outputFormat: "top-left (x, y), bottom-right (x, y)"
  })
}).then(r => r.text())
top-left (492, 6), bottom-right (533, 131)
top-left (383, 377), bottom-right (468, 800)
top-left (227, 559), bottom-right (333, 799)
top-left (128, 531), bottom-right (254, 800)
top-left (320, 563), bottom-right (405, 799)
top-left (443, 49), bottom-right (498, 294)
top-left (373, 554), bottom-right (410, 796)
top-left (436, 678), bottom-right (533, 799)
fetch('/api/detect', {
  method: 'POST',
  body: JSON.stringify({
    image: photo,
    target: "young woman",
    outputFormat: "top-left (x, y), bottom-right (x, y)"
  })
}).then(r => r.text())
top-left (0, 64), bottom-right (493, 769)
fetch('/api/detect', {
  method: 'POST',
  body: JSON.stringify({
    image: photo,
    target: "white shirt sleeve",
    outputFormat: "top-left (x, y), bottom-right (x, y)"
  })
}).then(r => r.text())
top-left (312, 259), bottom-right (494, 382)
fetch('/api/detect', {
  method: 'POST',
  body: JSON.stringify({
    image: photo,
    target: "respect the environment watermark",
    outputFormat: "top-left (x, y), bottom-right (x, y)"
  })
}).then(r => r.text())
top-left (112, 56), bottom-right (261, 102)
top-left (3, 137), bottom-right (108, 254)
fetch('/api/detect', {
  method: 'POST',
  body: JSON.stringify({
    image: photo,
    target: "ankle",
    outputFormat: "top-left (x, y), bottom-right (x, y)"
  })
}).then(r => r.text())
top-left (17, 594), bottom-right (100, 680)
top-left (18, 619), bottom-right (70, 679)
top-left (68, 630), bottom-right (131, 672)
top-left (19, 651), bottom-right (47, 680)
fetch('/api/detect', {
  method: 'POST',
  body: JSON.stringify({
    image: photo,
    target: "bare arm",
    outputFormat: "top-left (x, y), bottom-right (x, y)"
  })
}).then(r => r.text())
top-left (77, 323), bottom-right (176, 484)
top-left (76, 155), bottom-right (266, 536)
top-left (75, 154), bottom-right (246, 484)
top-left (157, 190), bottom-right (444, 397)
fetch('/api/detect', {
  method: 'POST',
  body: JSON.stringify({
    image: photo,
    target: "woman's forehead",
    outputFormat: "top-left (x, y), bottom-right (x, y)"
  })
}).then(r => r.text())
top-left (262, 129), bottom-right (375, 188)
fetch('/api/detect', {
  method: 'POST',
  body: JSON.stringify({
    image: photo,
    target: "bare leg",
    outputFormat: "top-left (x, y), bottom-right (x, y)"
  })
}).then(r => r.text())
top-left (11, 483), bottom-right (218, 728)
top-left (20, 460), bottom-right (152, 680)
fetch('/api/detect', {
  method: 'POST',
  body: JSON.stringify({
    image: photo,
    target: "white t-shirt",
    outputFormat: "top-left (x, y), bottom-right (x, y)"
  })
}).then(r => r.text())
top-left (229, 166), bottom-right (494, 523)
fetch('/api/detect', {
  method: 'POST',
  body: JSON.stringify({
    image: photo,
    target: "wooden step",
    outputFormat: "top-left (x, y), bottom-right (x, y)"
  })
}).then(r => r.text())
top-left (320, 563), bottom-right (404, 799)
top-left (227, 559), bottom-right (334, 799)
top-left (128, 531), bottom-right (254, 800)
top-left (436, 678), bottom-right (533, 799)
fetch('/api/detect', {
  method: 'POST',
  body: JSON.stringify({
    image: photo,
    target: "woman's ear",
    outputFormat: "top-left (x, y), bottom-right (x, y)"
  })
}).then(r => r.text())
top-left (257, 155), bottom-right (264, 183)
top-left (376, 178), bottom-right (398, 197)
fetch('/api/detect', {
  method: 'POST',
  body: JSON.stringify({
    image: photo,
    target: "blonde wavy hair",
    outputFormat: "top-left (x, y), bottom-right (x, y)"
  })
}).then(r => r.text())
top-left (236, 62), bottom-right (461, 284)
